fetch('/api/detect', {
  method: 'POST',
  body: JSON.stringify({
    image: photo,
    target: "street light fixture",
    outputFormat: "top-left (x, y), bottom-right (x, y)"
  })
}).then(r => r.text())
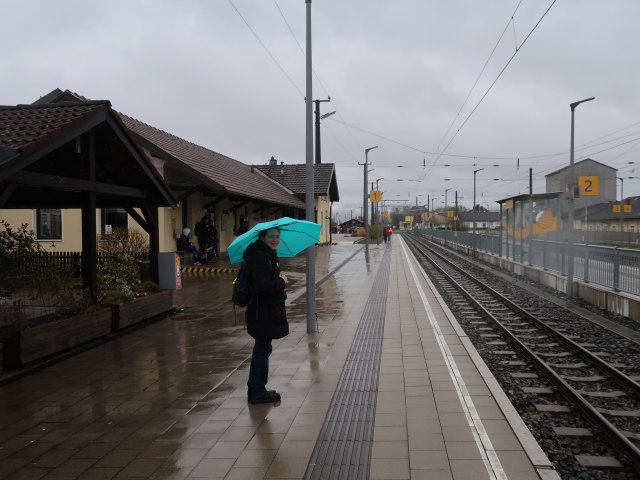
top-left (473, 168), bottom-right (484, 256)
top-left (567, 96), bottom-right (595, 298)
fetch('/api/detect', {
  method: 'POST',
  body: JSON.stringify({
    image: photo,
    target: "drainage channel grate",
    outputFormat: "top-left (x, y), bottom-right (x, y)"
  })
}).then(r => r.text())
top-left (304, 246), bottom-right (391, 480)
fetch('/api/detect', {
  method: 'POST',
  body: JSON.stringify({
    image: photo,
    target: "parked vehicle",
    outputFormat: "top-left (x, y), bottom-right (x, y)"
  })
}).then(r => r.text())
top-left (351, 227), bottom-right (365, 237)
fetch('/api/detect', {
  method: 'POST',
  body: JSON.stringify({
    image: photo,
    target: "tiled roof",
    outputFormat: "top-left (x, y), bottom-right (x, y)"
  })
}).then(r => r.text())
top-left (0, 102), bottom-right (108, 156)
top-left (119, 114), bottom-right (305, 210)
top-left (255, 163), bottom-right (337, 197)
top-left (0, 101), bottom-right (175, 208)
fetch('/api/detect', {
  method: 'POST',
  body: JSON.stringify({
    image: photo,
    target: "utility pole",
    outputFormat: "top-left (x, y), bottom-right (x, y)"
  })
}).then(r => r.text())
top-left (361, 147), bottom-right (378, 254)
top-left (617, 177), bottom-right (624, 233)
top-left (370, 181), bottom-right (375, 225)
top-left (455, 191), bottom-right (458, 233)
top-left (305, 0), bottom-right (315, 333)
top-left (528, 168), bottom-right (533, 265)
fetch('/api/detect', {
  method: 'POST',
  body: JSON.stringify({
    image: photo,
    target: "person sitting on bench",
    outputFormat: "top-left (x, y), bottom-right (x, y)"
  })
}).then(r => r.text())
top-left (178, 228), bottom-right (202, 265)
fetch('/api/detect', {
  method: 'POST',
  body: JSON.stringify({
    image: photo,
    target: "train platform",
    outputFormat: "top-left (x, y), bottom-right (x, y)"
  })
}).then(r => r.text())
top-left (0, 235), bottom-right (558, 479)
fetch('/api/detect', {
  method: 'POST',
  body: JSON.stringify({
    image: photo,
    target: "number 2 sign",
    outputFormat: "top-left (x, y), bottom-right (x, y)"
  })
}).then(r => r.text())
top-left (578, 176), bottom-right (599, 196)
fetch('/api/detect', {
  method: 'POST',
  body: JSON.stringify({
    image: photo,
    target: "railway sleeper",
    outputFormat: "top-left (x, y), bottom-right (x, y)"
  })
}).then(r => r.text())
top-left (575, 389), bottom-right (626, 398)
top-left (574, 455), bottom-right (623, 469)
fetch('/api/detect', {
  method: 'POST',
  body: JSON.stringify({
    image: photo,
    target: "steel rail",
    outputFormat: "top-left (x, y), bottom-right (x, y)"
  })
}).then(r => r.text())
top-left (404, 235), bottom-right (640, 469)
top-left (421, 237), bottom-right (640, 397)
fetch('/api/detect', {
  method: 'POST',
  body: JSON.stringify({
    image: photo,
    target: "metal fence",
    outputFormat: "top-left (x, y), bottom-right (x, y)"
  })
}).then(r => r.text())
top-left (418, 229), bottom-right (640, 296)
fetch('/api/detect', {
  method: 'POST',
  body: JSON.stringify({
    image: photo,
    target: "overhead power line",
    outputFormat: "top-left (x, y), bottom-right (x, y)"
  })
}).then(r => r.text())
top-left (228, 0), bottom-right (303, 97)
top-left (436, 0), bottom-right (525, 154)
top-left (272, 0), bottom-right (363, 155)
top-left (435, 0), bottom-right (558, 163)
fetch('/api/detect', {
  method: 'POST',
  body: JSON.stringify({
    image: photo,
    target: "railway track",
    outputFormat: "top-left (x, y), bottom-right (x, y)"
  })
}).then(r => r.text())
top-left (403, 233), bottom-right (640, 478)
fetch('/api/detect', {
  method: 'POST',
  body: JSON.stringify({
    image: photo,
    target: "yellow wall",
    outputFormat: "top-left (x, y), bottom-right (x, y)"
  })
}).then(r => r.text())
top-left (315, 195), bottom-right (330, 243)
top-left (1, 209), bottom-right (85, 251)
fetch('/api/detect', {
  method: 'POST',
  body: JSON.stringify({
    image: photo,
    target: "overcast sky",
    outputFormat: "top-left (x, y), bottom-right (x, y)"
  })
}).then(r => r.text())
top-left (2, 1), bottom-right (639, 221)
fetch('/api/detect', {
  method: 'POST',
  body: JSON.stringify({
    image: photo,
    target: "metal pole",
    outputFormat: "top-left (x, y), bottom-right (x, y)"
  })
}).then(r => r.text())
top-left (567, 96), bottom-right (594, 298)
top-left (528, 168), bottom-right (533, 265)
top-left (305, 0), bottom-right (316, 333)
top-left (370, 182), bottom-right (374, 226)
top-left (473, 168), bottom-right (484, 256)
top-left (617, 177), bottom-right (624, 234)
top-left (445, 188), bottom-right (451, 227)
top-left (362, 146), bottom-right (378, 255)
top-left (375, 178), bottom-right (383, 226)
top-left (454, 191), bottom-right (458, 234)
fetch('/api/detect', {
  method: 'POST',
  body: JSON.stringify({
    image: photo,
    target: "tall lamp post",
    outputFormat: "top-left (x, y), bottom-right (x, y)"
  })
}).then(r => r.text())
top-left (431, 197), bottom-right (436, 228)
top-left (617, 177), bottom-right (624, 233)
top-left (444, 188), bottom-right (452, 228)
top-left (473, 168), bottom-right (484, 256)
top-left (567, 96), bottom-right (595, 298)
top-left (375, 178), bottom-right (384, 225)
top-left (304, 0), bottom-right (316, 332)
top-left (362, 146), bottom-right (378, 254)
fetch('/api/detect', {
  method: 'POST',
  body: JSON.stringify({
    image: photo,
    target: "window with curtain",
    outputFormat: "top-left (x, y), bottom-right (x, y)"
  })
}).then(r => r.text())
top-left (35, 209), bottom-right (62, 240)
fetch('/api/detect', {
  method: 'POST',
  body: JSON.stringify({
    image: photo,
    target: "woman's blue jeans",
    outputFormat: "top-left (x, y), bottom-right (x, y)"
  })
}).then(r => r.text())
top-left (247, 339), bottom-right (272, 400)
top-left (187, 245), bottom-right (200, 262)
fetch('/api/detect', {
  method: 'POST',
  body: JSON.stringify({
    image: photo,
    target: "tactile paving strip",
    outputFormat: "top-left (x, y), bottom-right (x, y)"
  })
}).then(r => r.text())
top-left (304, 246), bottom-right (391, 480)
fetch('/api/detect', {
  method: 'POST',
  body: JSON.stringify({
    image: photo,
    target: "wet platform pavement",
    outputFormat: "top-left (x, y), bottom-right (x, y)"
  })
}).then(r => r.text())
top-left (0, 235), bottom-right (557, 479)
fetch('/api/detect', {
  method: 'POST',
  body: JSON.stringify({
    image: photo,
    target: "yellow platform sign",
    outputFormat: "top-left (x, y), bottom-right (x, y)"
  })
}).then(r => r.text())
top-left (369, 190), bottom-right (382, 202)
top-left (578, 176), bottom-right (599, 196)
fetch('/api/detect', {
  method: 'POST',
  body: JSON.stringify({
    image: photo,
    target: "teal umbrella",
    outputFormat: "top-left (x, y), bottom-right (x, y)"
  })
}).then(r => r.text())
top-left (227, 217), bottom-right (322, 264)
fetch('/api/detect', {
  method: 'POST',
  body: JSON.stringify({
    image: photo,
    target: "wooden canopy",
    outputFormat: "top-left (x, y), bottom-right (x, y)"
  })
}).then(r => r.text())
top-left (0, 101), bottom-right (176, 296)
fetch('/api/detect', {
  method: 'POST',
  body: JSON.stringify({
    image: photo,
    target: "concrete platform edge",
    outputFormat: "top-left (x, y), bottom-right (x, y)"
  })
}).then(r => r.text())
top-left (401, 237), bottom-right (560, 479)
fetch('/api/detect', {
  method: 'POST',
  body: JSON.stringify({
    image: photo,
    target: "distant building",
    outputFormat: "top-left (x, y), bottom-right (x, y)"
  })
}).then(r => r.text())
top-left (575, 196), bottom-right (640, 233)
top-left (255, 157), bottom-right (339, 243)
top-left (545, 158), bottom-right (616, 209)
top-left (458, 211), bottom-right (501, 230)
top-left (338, 218), bottom-right (364, 233)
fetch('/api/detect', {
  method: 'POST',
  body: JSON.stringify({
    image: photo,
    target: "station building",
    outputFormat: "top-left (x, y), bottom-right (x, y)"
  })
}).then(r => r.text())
top-left (0, 89), bottom-right (339, 256)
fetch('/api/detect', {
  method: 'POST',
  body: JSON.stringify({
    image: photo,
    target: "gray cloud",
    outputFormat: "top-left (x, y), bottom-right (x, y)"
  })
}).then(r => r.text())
top-left (2, 0), bottom-right (638, 220)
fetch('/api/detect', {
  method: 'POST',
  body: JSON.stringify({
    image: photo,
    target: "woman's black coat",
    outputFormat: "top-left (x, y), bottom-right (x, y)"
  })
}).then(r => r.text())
top-left (243, 240), bottom-right (289, 340)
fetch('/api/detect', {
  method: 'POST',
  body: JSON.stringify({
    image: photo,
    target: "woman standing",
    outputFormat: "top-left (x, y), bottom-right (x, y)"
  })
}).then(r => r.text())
top-left (243, 227), bottom-right (289, 404)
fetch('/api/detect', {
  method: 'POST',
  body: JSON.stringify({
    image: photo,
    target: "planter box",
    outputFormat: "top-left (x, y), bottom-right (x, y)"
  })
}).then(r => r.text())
top-left (111, 290), bottom-right (174, 331)
top-left (1, 307), bottom-right (112, 368)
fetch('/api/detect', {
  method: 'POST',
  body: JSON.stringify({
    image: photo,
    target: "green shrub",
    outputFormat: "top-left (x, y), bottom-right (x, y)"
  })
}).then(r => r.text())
top-left (368, 223), bottom-right (383, 244)
top-left (97, 252), bottom-right (140, 303)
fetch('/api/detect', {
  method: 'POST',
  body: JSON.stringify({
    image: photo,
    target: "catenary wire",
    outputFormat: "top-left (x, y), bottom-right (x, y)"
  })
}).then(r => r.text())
top-left (434, 0), bottom-right (558, 166)
top-left (272, 0), bottom-right (364, 155)
top-left (228, 0), bottom-right (303, 98)
top-left (436, 0), bottom-right (525, 154)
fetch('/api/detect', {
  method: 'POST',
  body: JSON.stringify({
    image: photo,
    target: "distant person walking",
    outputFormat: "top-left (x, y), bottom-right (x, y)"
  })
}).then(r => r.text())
top-left (244, 227), bottom-right (289, 404)
top-left (383, 225), bottom-right (393, 243)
